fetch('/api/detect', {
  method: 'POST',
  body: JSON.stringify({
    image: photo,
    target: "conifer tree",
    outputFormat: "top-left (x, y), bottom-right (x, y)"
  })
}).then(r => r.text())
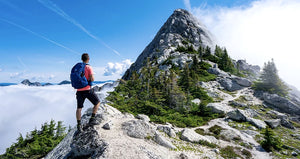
top-left (255, 59), bottom-right (289, 96)
top-left (261, 126), bottom-right (282, 152)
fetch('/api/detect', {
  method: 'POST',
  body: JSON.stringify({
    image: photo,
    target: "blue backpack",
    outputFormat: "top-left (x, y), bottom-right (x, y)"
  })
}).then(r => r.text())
top-left (70, 62), bottom-right (88, 89)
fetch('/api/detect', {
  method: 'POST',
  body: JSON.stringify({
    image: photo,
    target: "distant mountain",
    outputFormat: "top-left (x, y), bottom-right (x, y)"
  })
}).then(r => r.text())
top-left (58, 80), bottom-right (71, 85)
top-left (21, 79), bottom-right (42, 86)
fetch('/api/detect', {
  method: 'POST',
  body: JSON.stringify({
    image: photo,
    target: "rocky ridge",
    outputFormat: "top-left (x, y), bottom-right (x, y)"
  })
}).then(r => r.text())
top-left (123, 9), bottom-right (216, 80)
top-left (46, 9), bottom-right (300, 159)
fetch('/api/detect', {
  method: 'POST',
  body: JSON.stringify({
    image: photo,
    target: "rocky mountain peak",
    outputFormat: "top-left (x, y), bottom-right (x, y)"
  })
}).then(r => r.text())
top-left (123, 9), bottom-right (215, 80)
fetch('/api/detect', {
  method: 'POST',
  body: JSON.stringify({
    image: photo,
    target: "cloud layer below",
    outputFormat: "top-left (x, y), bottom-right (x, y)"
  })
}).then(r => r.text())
top-left (0, 85), bottom-right (95, 154)
top-left (187, 0), bottom-right (300, 89)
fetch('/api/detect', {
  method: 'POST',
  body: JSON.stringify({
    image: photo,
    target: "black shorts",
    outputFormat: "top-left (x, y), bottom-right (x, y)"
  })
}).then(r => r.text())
top-left (76, 90), bottom-right (100, 109)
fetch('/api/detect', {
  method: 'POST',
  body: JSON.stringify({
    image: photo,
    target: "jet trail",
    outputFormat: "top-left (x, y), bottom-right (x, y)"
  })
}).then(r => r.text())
top-left (38, 0), bottom-right (121, 56)
top-left (0, 18), bottom-right (80, 55)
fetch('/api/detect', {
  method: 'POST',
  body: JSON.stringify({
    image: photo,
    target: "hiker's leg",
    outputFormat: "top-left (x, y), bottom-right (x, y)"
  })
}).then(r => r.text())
top-left (76, 108), bottom-right (82, 121)
top-left (92, 102), bottom-right (100, 115)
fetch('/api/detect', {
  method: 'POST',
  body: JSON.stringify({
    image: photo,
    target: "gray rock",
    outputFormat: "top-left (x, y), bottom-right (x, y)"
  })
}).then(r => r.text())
top-left (123, 9), bottom-right (216, 80)
top-left (220, 129), bottom-right (241, 141)
top-left (176, 153), bottom-right (188, 159)
top-left (244, 109), bottom-right (259, 118)
top-left (229, 100), bottom-right (247, 107)
top-left (136, 114), bottom-right (151, 122)
top-left (207, 103), bottom-right (233, 114)
top-left (241, 130), bottom-right (260, 137)
top-left (154, 132), bottom-right (176, 149)
top-left (291, 134), bottom-right (300, 140)
top-left (280, 118), bottom-right (295, 129)
top-left (236, 60), bottom-right (261, 79)
top-left (292, 151), bottom-right (298, 156)
top-left (102, 122), bottom-right (113, 130)
top-left (70, 127), bottom-right (108, 158)
top-left (207, 67), bottom-right (229, 77)
top-left (218, 78), bottom-right (244, 92)
top-left (263, 93), bottom-right (300, 116)
top-left (122, 120), bottom-right (155, 139)
top-left (267, 110), bottom-right (288, 120)
top-left (227, 109), bottom-right (248, 121)
top-left (157, 125), bottom-right (176, 138)
top-left (246, 118), bottom-right (266, 129)
top-left (180, 128), bottom-right (211, 143)
top-left (213, 148), bottom-right (220, 154)
top-left (265, 119), bottom-right (281, 129)
top-left (233, 77), bottom-right (252, 87)
top-left (191, 98), bottom-right (201, 105)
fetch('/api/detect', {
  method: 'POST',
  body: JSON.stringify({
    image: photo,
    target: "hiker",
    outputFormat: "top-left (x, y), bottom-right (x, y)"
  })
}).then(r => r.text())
top-left (71, 53), bottom-right (100, 132)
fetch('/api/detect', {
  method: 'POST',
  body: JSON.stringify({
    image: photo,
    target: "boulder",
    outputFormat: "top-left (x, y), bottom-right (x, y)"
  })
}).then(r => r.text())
top-left (267, 110), bottom-right (288, 120)
top-left (236, 60), bottom-right (261, 78)
top-left (102, 122), bottom-right (113, 130)
top-left (180, 128), bottom-right (211, 143)
top-left (70, 127), bottom-right (108, 158)
top-left (122, 120), bottom-right (155, 139)
top-left (233, 77), bottom-right (252, 87)
top-left (227, 109), bottom-right (248, 121)
top-left (207, 67), bottom-right (229, 77)
top-left (191, 98), bottom-right (201, 105)
top-left (219, 129), bottom-right (241, 141)
top-left (280, 118), bottom-right (295, 129)
top-left (154, 132), bottom-right (176, 149)
top-left (246, 118), bottom-right (267, 129)
top-left (136, 114), bottom-right (151, 122)
top-left (218, 78), bottom-right (244, 92)
top-left (263, 93), bottom-right (300, 116)
top-left (265, 119), bottom-right (281, 129)
top-left (207, 103), bottom-right (233, 114)
top-left (157, 125), bottom-right (176, 138)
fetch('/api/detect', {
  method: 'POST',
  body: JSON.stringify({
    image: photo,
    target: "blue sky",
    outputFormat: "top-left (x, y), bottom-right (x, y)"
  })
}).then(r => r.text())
top-left (0, 0), bottom-right (254, 83)
top-left (1, 0), bottom-right (300, 90)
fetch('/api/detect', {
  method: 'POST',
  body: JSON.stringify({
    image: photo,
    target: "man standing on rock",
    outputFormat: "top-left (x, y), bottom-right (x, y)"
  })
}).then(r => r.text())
top-left (74, 53), bottom-right (100, 132)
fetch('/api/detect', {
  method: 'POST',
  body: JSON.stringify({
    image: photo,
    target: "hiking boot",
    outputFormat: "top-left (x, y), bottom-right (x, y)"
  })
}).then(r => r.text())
top-left (89, 117), bottom-right (98, 126)
top-left (77, 124), bottom-right (83, 133)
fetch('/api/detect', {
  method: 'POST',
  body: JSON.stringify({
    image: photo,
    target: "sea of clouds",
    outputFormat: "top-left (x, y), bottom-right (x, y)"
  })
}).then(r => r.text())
top-left (0, 84), bottom-right (97, 154)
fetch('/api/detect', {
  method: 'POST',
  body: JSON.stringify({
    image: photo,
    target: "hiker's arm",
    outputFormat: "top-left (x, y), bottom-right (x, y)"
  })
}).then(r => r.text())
top-left (89, 74), bottom-right (95, 82)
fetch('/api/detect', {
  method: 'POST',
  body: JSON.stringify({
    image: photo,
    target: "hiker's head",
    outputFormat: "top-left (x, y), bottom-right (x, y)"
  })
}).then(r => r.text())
top-left (81, 53), bottom-right (90, 63)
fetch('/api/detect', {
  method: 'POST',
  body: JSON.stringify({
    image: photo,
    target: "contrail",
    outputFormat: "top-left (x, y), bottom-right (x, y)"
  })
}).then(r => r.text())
top-left (17, 56), bottom-right (28, 70)
top-left (38, 0), bottom-right (121, 56)
top-left (0, 18), bottom-right (80, 55)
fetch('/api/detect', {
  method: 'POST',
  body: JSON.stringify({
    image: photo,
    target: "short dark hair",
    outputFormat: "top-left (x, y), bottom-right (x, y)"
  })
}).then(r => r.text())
top-left (81, 53), bottom-right (89, 62)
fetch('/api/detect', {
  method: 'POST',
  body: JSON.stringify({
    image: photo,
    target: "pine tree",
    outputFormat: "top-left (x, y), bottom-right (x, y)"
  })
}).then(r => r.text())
top-left (214, 45), bottom-right (223, 58)
top-left (198, 45), bottom-right (204, 62)
top-left (219, 48), bottom-right (234, 72)
top-left (255, 59), bottom-right (289, 96)
top-left (261, 126), bottom-right (282, 152)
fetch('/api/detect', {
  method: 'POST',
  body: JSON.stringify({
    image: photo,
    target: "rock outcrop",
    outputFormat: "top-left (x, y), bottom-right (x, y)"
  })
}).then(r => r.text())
top-left (123, 9), bottom-right (215, 80)
top-left (263, 92), bottom-right (300, 116)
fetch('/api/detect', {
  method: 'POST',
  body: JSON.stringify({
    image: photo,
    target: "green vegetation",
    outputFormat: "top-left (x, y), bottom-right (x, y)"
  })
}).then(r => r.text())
top-left (253, 59), bottom-right (289, 97)
top-left (0, 120), bottom-right (68, 159)
top-left (107, 56), bottom-right (222, 127)
top-left (196, 140), bottom-right (217, 148)
top-left (220, 146), bottom-right (241, 158)
top-left (260, 126), bottom-right (282, 152)
top-left (242, 149), bottom-right (252, 159)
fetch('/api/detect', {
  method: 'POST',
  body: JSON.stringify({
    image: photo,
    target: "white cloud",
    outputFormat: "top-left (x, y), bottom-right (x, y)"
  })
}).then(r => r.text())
top-left (191, 0), bottom-right (300, 90)
top-left (0, 85), bottom-right (93, 153)
top-left (104, 59), bottom-right (133, 77)
top-left (183, 0), bottom-right (192, 12)
top-left (0, 68), bottom-right (2, 72)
